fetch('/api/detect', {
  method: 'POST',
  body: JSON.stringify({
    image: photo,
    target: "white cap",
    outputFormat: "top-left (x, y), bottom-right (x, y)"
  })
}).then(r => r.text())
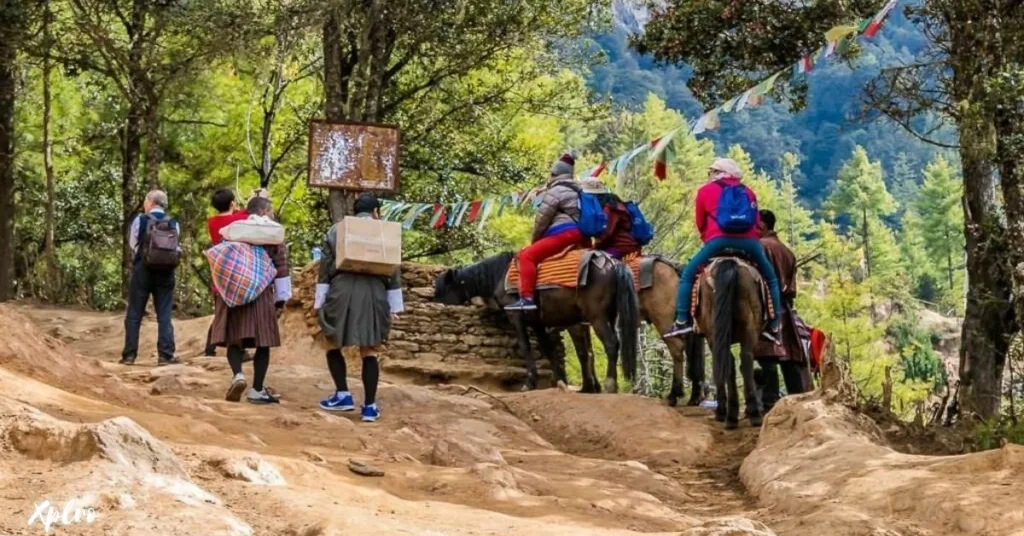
top-left (709, 158), bottom-right (743, 179)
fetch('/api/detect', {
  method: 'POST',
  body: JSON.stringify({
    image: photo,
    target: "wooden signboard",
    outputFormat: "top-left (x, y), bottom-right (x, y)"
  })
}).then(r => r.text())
top-left (307, 120), bottom-right (400, 192)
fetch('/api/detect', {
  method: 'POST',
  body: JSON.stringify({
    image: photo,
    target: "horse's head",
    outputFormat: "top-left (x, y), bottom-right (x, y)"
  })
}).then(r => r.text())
top-left (433, 268), bottom-right (470, 305)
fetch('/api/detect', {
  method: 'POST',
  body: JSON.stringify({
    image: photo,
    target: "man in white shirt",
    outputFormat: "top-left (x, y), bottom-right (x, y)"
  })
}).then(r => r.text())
top-left (121, 190), bottom-right (181, 366)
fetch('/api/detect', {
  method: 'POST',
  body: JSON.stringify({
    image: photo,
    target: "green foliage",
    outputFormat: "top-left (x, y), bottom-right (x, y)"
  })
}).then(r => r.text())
top-left (915, 156), bottom-right (965, 308)
top-left (974, 418), bottom-right (1024, 450)
top-left (889, 317), bottom-right (946, 390)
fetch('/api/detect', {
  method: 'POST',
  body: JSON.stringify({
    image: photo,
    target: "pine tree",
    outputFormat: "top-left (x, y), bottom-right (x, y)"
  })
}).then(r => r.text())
top-left (915, 156), bottom-right (964, 297)
top-left (889, 152), bottom-right (919, 222)
top-left (826, 146), bottom-right (897, 278)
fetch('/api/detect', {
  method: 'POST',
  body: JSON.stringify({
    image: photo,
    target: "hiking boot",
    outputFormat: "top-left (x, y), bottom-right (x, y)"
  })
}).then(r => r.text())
top-left (319, 392), bottom-right (355, 412)
top-left (361, 404), bottom-right (380, 422)
top-left (119, 355), bottom-right (136, 366)
top-left (247, 388), bottom-right (280, 405)
top-left (663, 321), bottom-right (693, 339)
top-left (504, 298), bottom-right (538, 311)
top-left (157, 356), bottom-right (181, 367)
top-left (225, 373), bottom-right (247, 402)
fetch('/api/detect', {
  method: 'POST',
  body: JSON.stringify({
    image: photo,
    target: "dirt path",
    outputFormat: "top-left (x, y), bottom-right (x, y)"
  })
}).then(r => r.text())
top-left (1, 304), bottom-right (775, 535)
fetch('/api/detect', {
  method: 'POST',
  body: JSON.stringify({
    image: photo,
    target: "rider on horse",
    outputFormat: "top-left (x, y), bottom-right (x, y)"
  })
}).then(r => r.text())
top-left (506, 153), bottom-right (591, 311)
top-left (581, 179), bottom-right (643, 260)
top-left (665, 158), bottom-right (782, 343)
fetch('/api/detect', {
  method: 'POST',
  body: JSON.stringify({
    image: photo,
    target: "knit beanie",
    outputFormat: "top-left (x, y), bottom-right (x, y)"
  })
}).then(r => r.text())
top-left (551, 153), bottom-right (576, 177)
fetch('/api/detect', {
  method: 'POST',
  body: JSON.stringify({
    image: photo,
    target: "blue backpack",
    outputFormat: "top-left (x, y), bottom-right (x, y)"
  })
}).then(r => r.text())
top-left (577, 191), bottom-right (609, 238)
top-left (714, 181), bottom-right (758, 233)
top-left (623, 201), bottom-right (654, 245)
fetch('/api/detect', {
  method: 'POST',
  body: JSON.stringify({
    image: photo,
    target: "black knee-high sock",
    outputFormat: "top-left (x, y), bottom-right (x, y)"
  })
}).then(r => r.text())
top-left (362, 355), bottom-right (379, 405)
top-left (252, 347), bottom-right (270, 391)
top-left (326, 349), bottom-right (348, 392)
top-left (227, 346), bottom-right (245, 376)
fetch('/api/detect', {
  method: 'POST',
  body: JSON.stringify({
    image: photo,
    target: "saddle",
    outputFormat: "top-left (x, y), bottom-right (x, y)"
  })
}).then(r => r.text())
top-left (504, 248), bottom-right (647, 294)
top-left (690, 256), bottom-right (773, 333)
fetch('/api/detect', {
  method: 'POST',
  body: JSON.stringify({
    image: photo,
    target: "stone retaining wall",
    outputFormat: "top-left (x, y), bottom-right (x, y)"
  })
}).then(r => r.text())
top-left (290, 262), bottom-right (564, 388)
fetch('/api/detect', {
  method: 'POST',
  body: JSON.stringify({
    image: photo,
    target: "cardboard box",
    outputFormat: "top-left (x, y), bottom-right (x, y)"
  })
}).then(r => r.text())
top-left (336, 216), bottom-right (402, 276)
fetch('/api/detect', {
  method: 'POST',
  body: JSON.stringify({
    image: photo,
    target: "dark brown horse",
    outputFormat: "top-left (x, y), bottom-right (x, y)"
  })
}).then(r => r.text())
top-left (433, 252), bottom-right (640, 393)
top-left (695, 257), bottom-right (764, 429)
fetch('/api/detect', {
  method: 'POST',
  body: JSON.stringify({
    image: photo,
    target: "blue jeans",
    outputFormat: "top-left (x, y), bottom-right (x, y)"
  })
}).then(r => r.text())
top-left (675, 237), bottom-right (781, 330)
top-left (122, 263), bottom-right (176, 359)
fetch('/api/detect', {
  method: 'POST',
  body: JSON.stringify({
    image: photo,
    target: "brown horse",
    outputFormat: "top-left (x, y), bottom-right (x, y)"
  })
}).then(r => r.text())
top-left (638, 258), bottom-right (706, 407)
top-left (694, 257), bottom-right (764, 429)
top-left (433, 252), bottom-right (640, 393)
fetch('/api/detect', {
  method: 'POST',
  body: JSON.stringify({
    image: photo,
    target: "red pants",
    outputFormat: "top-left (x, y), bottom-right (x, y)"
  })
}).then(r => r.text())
top-left (518, 229), bottom-right (588, 299)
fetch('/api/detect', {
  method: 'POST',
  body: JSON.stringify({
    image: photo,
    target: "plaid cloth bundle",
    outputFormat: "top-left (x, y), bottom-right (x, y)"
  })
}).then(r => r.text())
top-left (205, 241), bottom-right (276, 307)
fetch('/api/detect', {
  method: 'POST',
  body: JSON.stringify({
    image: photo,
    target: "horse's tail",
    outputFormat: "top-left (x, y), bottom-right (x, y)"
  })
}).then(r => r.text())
top-left (614, 261), bottom-right (640, 381)
top-left (712, 259), bottom-right (738, 384)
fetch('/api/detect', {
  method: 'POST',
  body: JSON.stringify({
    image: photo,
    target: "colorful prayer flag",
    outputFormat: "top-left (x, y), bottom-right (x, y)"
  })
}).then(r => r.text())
top-left (825, 24), bottom-right (859, 43)
top-left (466, 201), bottom-right (483, 222)
top-left (430, 203), bottom-right (447, 229)
top-left (477, 199), bottom-right (495, 230)
top-left (736, 89), bottom-right (754, 112)
top-left (650, 128), bottom-right (679, 181)
top-left (824, 41), bottom-right (837, 58)
top-left (403, 204), bottom-right (432, 230)
top-left (721, 95), bottom-right (741, 113)
top-left (763, 72), bottom-right (782, 94)
top-left (589, 161), bottom-right (608, 177)
top-left (798, 56), bottom-right (814, 74)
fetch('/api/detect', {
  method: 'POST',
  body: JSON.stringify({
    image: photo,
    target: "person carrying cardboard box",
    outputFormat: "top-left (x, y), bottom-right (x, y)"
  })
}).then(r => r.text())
top-left (314, 193), bottom-right (404, 423)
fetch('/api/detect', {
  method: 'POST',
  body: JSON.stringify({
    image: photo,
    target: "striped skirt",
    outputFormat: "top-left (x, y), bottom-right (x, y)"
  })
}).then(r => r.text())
top-left (209, 286), bottom-right (281, 349)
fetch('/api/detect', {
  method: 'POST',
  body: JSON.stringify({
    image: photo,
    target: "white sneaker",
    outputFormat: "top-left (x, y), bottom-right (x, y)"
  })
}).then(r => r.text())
top-left (225, 373), bottom-right (246, 402)
top-left (247, 388), bottom-right (280, 405)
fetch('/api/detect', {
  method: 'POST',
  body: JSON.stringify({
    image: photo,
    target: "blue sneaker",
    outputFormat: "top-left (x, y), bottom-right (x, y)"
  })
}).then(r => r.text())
top-left (504, 298), bottom-right (538, 311)
top-left (320, 392), bottom-right (355, 412)
top-left (361, 404), bottom-right (380, 422)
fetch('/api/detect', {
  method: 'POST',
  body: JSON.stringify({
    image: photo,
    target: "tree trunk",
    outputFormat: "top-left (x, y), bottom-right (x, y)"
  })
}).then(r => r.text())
top-left (121, 101), bottom-right (144, 295)
top-left (322, 4), bottom-right (391, 223)
top-left (0, 36), bottom-right (15, 302)
top-left (957, 116), bottom-right (1012, 420)
top-left (42, 0), bottom-right (59, 294)
top-left (121, 0), bottom-right (147, 295)
top-left (946, 5), bottom-right (1014, 420)
top-left (144, 94), bottom-right (160, 189)
top-left (945, 228), bottom-right (954, 291)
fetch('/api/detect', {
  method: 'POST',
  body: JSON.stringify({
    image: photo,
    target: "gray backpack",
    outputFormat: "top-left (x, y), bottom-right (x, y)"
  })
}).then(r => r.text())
top-left (142, 217), bottom-right (181, 270)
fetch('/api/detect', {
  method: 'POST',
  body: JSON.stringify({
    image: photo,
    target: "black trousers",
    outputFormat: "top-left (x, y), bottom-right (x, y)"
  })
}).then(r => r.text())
top-left (122, 263), bottom-right (176, 359)
top-left (755, 358), bottom-right (807, 411)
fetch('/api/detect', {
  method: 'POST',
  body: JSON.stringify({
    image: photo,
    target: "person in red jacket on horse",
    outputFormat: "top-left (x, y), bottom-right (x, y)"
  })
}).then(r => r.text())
top-left (506, 153), bottom-right (591, 311)
top-left (664, 158), bottom-right (782, 343)
top-left (581, 179), bottom-right (642, 260)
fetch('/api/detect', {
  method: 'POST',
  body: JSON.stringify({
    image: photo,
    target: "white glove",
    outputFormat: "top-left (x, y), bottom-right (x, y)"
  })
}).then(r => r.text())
top-left (387, 289), bottom-right (405, 314)
top-left (274, 277), bottom-right (293, 303)
top-left (314, 283), bottom-right (329, 310)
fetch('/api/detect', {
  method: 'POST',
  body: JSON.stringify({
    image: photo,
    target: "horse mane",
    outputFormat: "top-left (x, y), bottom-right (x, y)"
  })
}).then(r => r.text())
top-left (453, 251), bottom-right (515, 299)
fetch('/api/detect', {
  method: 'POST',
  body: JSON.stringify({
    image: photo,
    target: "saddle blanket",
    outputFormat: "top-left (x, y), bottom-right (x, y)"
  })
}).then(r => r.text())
top-left (504, 248), bottom-right (644, 293)
top-left (692, 256), bottom-right (773, 325)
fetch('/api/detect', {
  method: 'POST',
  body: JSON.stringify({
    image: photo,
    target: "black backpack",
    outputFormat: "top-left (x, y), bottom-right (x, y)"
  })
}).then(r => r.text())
top-left (141, 216), bottom-right (181, 270)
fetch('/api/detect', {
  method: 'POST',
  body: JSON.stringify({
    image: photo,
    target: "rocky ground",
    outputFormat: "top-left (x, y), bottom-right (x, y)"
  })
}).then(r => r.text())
top-left (0, 302), bottom-right (1021, 535)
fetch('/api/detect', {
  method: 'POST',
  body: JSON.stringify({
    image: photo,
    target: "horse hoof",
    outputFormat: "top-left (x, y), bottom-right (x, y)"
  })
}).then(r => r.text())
top-left (521, 383), bottom-right (535, 392)
top-left (749, 415), bottom-right (764, 427)
top-left (603, 380), bottom-right (618, 394)
top-left (725, 420), bottom-right (739, 430)
top-left (666, 395), bottom-right (679, 407)
top-left (556, 380), bottom-right (569, 392)
top-left (714, 413), bottom-right (727, 423)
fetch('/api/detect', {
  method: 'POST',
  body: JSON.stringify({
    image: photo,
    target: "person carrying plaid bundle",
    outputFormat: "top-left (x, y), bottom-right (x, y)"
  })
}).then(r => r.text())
top-left (208, 196), bottom-right (291, 404)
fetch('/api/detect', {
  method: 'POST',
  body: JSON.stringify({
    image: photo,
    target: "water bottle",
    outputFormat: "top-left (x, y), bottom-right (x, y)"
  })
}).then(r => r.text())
top-left (312, 247), bottom-right (322, 262)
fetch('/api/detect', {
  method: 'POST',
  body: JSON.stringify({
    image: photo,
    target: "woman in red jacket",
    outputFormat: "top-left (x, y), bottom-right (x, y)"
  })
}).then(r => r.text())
top-left (664, 158), bottom-right (781, 342)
